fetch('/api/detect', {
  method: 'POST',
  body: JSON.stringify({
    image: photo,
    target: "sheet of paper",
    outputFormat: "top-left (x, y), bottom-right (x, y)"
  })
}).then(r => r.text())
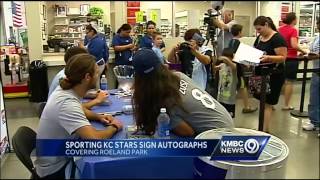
top-left (233, 43), bottom-right (264, 66)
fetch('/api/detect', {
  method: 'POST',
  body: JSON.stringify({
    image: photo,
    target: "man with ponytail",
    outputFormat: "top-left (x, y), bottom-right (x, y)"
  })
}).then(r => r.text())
top-left (35, 54), bottom-right (123, 179)
top-left (48, 46), bottom-right (108, 110)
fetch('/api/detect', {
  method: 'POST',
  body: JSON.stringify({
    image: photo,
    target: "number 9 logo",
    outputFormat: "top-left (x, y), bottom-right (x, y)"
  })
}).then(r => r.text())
top-left (244, 139), bottom-right (260, 154)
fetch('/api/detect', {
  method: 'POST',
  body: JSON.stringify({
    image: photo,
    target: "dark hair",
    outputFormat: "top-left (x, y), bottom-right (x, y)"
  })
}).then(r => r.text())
top-left (184, 29), bottom-right (201, 41)
top-left (64, 47), bottom-right (88, 64)
top-left (222, 48), bottom-right (234, 59)
top-left (86, 24), bottom-right (97, 34)
top-left (254, 16), bottom-right (277, 31)
top-left (151, 31), bottom-right (162, 39)
top-left (116, 23), bottom-right (132, 34)
top-left (282, 12), bottom-right (297, 25)
top-left (132, 65), bottom-right (184, 135)
top-left (231, 24), bottom-right (243, 36)
top-left (60, 53), bottom-right (96, 90)
top-left (147, 20), bottom-right (156, 28)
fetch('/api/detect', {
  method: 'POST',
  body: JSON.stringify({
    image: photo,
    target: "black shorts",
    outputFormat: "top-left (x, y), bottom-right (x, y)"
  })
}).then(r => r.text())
top-left (285, 60), bottom-right (299, 80)
top-left (219, 102), bottom-right (235, 118)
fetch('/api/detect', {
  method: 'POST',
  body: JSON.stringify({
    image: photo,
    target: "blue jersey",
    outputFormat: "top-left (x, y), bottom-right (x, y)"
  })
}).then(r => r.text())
top-left (112, 34), bottom-right (133, 65)
top-left (139, 35), bottom-right (153, 49)
top-left (84, 33), bottom-right (108, 63)
top-left (140, 34), bottom-right (166, 49)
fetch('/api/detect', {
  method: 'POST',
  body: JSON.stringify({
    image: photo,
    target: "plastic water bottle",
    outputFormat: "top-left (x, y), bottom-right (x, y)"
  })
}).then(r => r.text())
top-left (100, 75), bottom-right (108, 90)
top-left (157, 108), bottom-right (170, 139)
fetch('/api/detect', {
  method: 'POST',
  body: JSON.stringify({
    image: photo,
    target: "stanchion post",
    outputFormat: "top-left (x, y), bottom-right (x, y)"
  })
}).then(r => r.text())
top-left (258, 66), bottom-right (269, 131)
top-left (290, 57), bottom-right (309, 117)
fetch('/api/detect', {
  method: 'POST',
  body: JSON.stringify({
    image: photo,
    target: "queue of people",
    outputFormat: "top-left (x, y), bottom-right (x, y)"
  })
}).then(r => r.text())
top-left (36, 13), bottom-right (319, 179)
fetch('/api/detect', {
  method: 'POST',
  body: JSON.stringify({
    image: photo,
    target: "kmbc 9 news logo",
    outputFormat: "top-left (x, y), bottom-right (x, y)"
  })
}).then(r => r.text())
top-left (210, 136), bottom-right (270, 161)
top-left (244, 139), bottom-right (260, 154)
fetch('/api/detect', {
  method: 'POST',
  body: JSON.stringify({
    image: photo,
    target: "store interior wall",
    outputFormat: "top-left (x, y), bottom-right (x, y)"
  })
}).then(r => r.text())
top-left (0, 1), bottom-right (7, 45)
top-left (260, 1), bottom-right (282, 29)
top-left (25, 2), bottom-right (42, 62)
top-left (2, 1), bottom-right (14, 43)
top-left (20, 1), bottom-right (319, 65)
top-left (140, 1), bottom-right (173, 21)
top-left (224, 1), bottom-right (257, 36)
top-left (46, 1), bottom-right (111, 35)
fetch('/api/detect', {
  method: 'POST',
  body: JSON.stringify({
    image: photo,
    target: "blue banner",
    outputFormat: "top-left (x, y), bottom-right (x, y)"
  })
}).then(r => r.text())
top-left (36, 139), bottom-right (218, 157)
top-left (36, 136), bottom-right (270, 161)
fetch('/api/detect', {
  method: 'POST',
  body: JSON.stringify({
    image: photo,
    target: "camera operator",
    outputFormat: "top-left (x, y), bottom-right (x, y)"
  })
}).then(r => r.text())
top-left (168, 29), bottom-right (212, 90)
top-left (212, 9), bottom-right (237, 56)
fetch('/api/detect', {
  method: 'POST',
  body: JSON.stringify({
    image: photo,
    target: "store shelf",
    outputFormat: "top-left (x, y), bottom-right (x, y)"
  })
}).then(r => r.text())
top-left (68, 24), bottom-right (85, 26)
top-left (60, 37), bottom-right (82, 39)
top-left (300, 8), bottom-right (314, 10)
top-left (52, 8), bottom-right (90, 41)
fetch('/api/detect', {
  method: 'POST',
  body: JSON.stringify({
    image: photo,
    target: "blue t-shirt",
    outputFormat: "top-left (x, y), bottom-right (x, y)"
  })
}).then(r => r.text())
top-left (112, 34), bottom-right (133, 65)
top-left (84, 33), bottom-right (108, 63)
top-left (310, 36), bottom-right (319, 70)
top-left (140, 34), bottom-right (166, 49)
top-left (140, 35), bottom-right (153, 49)
top-left (152, 46), bottom-right (165, 64)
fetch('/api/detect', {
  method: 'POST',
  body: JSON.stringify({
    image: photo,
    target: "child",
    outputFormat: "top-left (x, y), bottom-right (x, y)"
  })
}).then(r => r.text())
top-left (229, 24), bottom-right (257, 114)
top-left (151, 32), bottom-right (165, 64)
top-left (216, 48), bottom-right (237, 118)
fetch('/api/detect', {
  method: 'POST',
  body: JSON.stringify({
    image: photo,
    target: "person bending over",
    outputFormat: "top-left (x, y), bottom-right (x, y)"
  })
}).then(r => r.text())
top-left (132, 49), bottom-right (234, 137)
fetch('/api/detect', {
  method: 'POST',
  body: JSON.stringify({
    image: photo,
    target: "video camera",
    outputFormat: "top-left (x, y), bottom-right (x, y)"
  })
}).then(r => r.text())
top-left (203, 1), bottom-right (224, 41)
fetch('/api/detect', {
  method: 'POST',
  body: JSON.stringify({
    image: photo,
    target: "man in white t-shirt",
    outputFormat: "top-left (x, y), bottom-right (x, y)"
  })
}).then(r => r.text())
top-left (35, 53), bottom-right (123, 179)
top-left (213, 9), bottom-right (237, 56)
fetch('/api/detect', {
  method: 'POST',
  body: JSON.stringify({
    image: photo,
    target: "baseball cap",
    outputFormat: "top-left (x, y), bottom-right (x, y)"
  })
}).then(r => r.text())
top-left (132, 48), bottom-right (161, 75)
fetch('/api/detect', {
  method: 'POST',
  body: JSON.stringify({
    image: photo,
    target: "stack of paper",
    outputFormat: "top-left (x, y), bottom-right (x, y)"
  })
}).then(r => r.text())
top-left (233, 43), bottom-right (264, 66)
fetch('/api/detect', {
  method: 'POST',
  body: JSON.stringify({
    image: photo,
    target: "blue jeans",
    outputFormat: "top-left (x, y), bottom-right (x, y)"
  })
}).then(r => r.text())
top-left (308, 73), bottom-right (319, 127)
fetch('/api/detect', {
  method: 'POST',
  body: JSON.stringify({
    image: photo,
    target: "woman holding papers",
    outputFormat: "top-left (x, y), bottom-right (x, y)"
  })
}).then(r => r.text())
top-left (253, 16), bottom-right (288, 133)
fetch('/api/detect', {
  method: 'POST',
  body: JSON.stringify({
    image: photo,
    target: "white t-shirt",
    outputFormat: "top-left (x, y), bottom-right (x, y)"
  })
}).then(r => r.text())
top-left (217, 20), bottom-right (237, 56)
top-left (217, 64), bottom-right (238, 104)
top-left (191, 46), bottom-right (212, 90)
top-left (35, 86), bottom-right (91, 177)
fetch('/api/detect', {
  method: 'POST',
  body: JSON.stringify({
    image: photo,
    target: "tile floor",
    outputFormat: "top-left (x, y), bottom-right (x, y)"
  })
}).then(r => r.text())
top-left (0, 81), bottom-right (319, 179)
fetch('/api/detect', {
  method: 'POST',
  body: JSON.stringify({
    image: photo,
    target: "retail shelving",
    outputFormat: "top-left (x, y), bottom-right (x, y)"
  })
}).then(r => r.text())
top-left (299, 2), bottom-right (319, 37)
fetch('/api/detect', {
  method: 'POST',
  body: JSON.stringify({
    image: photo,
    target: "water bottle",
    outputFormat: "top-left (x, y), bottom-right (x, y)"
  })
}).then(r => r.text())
top-left (157, 108), bottom-right (170, 139)
top-left (100, 75), bottom-right (108, 90)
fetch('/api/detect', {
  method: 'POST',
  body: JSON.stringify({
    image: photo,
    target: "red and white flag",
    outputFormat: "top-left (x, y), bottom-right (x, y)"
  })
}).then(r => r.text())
top-left (11, 1), bottom-right (23, 27)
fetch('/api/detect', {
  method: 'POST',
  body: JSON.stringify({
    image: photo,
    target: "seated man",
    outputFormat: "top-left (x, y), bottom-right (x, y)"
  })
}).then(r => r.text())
top-left (48, 47), bottom-right (107, 109)
top-left (35, 53), bottom-right (123, 179)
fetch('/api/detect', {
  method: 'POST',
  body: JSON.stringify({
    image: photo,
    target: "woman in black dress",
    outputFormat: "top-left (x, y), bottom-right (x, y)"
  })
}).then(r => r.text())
top-left (253, 16), bottom-right (288, 132)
